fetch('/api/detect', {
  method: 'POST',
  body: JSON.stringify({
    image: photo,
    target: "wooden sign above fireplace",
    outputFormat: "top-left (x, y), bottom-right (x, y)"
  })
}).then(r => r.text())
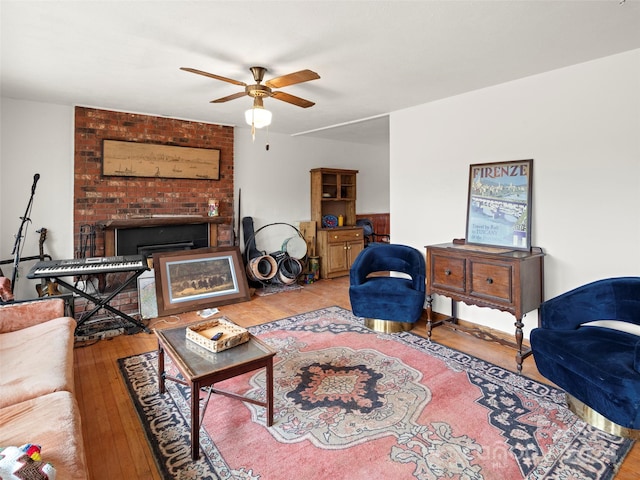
top-left (102, 140), bottom-right (220, 180)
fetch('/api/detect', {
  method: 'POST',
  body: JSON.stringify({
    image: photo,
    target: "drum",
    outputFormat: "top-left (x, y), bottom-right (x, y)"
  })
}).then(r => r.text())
top-left (273, 256), bottom-right (303, 285)
top-left (246, 255), bottom-right (278, 281)
top-left (281, 235), bottom-right (308, 260)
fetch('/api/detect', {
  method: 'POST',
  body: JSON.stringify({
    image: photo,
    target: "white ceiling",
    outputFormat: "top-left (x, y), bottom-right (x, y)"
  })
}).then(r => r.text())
top-left (2, 1), bottom-right (639, 146)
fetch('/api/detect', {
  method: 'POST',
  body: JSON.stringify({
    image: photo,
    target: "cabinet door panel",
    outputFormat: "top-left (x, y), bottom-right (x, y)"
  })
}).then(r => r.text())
top-left (347, 240), bottom-right (364, 268)
top-left (470, 261), bottom-right (512, 302)
top-left (432, 255), bottom-right (465, 292)
top-left (327, 242), bottom-right (349, 272)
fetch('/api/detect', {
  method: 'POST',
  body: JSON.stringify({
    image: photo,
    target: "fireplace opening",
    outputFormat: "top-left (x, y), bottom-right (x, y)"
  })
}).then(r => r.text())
top-left (115, 223), bottom-right (209, 256)
top-left (138, 241), bottom-right (194, 258)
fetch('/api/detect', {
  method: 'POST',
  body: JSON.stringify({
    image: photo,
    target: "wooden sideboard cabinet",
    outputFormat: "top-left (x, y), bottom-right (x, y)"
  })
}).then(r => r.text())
top-left (311, 168), bottom-right (364, 278)
top-left (317, 228), bottom-right (364, 279)
top-left (425, 242), bottom-right (545, 372)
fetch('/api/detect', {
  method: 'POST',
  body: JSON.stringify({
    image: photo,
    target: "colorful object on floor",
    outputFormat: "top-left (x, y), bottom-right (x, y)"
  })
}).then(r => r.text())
top-left (119, 306), bottom-right (634, 480)
top-left (0, 444), bottom-right (56, 480)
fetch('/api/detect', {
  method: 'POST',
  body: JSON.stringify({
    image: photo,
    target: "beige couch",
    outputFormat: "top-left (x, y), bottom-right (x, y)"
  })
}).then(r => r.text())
top-left (0, 297), bottom-right (89, 479)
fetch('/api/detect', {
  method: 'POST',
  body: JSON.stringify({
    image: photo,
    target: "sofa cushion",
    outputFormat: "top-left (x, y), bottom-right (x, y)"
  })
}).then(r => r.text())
top-left (0, 299), bottom-right (67, 334)
top-left (0, 391), bottom-right (88, 480)
top-left (349, 277), bottom-right (425, 322)
top-left (0, 317), bottom-right (75, 408)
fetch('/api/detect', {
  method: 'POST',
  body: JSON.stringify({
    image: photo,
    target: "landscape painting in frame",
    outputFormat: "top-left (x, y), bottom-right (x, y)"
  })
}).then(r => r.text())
top-left (103, 140), bottom-right (220, 180)
top-left (153, 247), bottom-right (250, 316)
top-left (465, 159), bottom-right (533, 251)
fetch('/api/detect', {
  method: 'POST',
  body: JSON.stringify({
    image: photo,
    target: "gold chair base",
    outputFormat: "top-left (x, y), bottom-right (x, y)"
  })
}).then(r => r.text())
top-left (363, 318), bottom-right (414, 333)
top-left (566, 394), bottom-right (640, 439)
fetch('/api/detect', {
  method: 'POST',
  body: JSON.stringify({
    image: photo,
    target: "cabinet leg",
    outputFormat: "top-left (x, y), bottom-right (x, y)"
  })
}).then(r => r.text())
top-left (515, 317), bottom-right (524, 374)
top-left (426, 295), bottom-right (433, 339)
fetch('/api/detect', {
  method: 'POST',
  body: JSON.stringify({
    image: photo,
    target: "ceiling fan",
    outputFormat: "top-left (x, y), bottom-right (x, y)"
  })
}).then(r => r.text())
top-left (181, 66), bottom-right (320, 108)
top-left (181, 66), bottom-right (319, 139)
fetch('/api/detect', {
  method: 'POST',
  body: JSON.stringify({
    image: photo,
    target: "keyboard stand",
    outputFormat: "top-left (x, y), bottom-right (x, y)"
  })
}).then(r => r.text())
top-left (52, 269), bottom-right (151, 334)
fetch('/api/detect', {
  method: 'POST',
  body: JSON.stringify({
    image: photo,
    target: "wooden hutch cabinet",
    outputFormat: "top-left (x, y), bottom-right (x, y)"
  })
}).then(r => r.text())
top-left (425, 241), bottom-right (545, 372)
top-left (310, 168), bottom-right (364, 278)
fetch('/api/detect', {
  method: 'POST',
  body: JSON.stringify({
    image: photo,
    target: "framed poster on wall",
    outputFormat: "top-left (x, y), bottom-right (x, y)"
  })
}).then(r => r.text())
top-left (465, 159), bottom-right (533, 251)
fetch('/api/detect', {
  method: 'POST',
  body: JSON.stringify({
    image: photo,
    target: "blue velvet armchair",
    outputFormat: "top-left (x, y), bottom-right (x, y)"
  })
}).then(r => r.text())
top-left (530, 277), bottom-right (640, 437)
top-left (349, 244), bottom-right (425, 332)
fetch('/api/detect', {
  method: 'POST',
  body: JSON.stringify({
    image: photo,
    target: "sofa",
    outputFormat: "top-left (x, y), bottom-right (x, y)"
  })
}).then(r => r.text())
top-left (530, 277), bottom-right (640, 437)
top-left (0, 297), bottom-right (89, 479)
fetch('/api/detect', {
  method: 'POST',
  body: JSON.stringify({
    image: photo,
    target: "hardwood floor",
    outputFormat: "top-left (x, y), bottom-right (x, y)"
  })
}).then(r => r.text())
top-left (74, 276), bottom-right (638, 479)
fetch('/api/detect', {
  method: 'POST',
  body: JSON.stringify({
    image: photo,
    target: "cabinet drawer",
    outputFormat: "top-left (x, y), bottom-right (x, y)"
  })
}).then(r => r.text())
top-left (432, 255), bottom-right (465, 291)
top-left (326, 229), bottom-right (362, 243)
top-left (470, 261), bottom-right (512, 302)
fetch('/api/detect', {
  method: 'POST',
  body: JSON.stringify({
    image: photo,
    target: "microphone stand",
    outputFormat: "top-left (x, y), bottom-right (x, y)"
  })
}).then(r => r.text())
top-left (10, 174), bottom-right (40, 292)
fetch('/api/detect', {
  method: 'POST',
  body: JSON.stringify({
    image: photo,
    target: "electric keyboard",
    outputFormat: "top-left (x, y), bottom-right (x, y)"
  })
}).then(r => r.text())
top-left (27, 254), bottom-right (151, 335)
top-left (28, 255), bottom-right (147, 278)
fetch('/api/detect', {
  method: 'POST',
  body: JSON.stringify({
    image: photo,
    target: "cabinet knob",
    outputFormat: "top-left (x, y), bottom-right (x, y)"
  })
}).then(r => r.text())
top-left (444, 269), bottom-right (451, 276)
top-left (334, 235), bottom-right (338, 239)
top-left (355, 233), bottom-right (359, 237)
top-left (344, 246), bottom-right (347, 250)
top-left (486, 277), bottom-right (493, 284)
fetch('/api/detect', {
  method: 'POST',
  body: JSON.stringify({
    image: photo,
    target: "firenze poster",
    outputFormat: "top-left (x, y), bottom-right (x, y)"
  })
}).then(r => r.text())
top-left (465, 159), bottom-right (533, 251)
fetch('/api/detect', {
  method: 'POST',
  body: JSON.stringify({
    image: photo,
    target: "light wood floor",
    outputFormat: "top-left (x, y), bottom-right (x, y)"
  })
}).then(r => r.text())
top-left (73, 276), bottom-right (638, 479)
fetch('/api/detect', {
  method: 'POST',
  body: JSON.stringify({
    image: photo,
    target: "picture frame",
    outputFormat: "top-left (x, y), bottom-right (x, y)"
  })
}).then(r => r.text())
top-left (153, 247), bottom-right (250, 316)
top-left (465, 159), bottom-right (533, 251)
top-left (137, 269), bottom-right (158, 319)
top-left (102, 139), bottom-right (220, 180)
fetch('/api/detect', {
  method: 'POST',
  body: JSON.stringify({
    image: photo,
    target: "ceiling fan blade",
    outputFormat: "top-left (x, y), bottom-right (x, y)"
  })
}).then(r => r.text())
top-left (265, 69), bottom-right (320, 89)
top-left (180, 67), bottom-right (247, 87)
top-left (210, 91), bottom-right (247, 103)
top-left (271, 91), bottom-right (315, 108)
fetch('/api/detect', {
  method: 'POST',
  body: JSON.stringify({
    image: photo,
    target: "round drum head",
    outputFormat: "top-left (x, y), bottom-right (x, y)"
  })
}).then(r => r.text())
top-left (282, 236), bottom-right (307, 259)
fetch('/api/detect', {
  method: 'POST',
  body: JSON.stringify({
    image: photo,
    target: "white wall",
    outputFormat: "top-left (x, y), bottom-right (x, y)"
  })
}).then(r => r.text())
top-left (390, 49), bottom-right (640, 338)
top-left (0, 99), bottom-right (390, 299)
top-left (235, 129), bottom-right (389, 253)
top-left (0, 98), bottom-right (74, 299)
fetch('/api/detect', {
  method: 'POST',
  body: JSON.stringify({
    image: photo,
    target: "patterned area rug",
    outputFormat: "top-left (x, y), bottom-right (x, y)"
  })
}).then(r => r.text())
top-left (252, 283), bottom-right (303, 297)
top-left (118, 306), bottom-right (633, 479)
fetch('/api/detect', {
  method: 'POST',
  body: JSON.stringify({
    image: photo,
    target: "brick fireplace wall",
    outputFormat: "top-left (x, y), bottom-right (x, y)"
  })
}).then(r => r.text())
top-left (73, 107), bottom-right (235, 324)
top-left (75, 106), bottom-right (234, 253)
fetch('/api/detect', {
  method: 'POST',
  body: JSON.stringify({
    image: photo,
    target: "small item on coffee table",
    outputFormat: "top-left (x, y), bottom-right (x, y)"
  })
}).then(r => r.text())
top-left (186, 317), bottom-right (249, 353)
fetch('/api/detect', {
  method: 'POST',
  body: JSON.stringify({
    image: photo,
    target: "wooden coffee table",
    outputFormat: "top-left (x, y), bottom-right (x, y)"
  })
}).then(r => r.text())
top-left (155, 320), bottom-right (276, 460)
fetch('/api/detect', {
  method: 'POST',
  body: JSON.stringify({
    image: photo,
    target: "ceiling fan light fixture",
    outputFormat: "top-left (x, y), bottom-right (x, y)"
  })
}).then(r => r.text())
top-left (245, 106), bottom-right (272, 129)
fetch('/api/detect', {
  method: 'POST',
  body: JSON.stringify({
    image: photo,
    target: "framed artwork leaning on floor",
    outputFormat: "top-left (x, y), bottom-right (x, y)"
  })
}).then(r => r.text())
top-left (153, 247), bottom-right (250, 316)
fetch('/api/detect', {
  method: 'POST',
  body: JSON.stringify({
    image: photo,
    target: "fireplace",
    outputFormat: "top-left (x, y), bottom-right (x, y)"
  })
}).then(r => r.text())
top-left (101, 216), bottom-right (226, 258)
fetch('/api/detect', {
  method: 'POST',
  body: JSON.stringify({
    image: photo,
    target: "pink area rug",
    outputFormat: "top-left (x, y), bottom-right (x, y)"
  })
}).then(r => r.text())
top-left (119, 306), bottom-right (633, 479)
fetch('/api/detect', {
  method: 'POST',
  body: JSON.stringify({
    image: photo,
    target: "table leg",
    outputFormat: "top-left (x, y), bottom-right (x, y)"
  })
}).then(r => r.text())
top-left (158, 343), bottom-right (165, 394)
top-left (266, 358), bottom-right (274, 427)
top-left (191, 381), bottom-right (200, 460)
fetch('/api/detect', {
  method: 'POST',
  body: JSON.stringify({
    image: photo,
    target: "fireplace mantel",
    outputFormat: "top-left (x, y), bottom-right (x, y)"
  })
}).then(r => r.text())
top-left (101, 216), bottom-right (226, 256)
top-left (101, 215), bottom-right (225, 229)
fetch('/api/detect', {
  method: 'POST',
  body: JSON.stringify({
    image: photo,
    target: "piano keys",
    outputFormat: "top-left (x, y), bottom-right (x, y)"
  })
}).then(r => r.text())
top-left (28, 255), bottom-right (146, 278)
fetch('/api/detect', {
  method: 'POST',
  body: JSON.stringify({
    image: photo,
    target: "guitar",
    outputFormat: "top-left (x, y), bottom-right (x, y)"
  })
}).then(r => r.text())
top-left (35, 228), bottom-right (62, 297)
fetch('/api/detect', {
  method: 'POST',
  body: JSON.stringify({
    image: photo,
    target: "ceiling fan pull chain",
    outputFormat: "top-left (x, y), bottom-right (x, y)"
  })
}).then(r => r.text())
top-left (265, 126), bottom-right (270, 151)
